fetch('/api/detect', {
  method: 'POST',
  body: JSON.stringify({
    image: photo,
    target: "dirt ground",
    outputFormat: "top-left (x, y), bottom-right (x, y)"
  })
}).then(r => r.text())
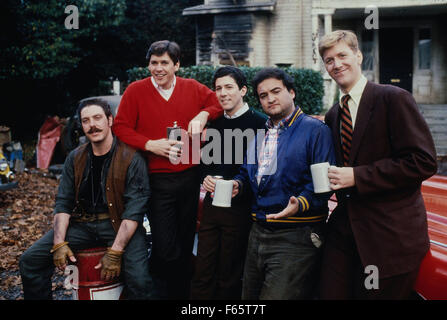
top-left (0, 170), bottom-right (73, 300)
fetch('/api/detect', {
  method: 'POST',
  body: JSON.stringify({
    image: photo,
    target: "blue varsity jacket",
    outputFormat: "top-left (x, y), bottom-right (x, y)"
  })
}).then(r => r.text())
top-left (233, 107), bottom-right (336, 229)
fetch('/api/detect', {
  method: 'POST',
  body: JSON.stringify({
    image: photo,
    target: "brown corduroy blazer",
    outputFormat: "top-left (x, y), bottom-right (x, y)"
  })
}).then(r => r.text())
top-left (324, 81), bottom-right (438, 278)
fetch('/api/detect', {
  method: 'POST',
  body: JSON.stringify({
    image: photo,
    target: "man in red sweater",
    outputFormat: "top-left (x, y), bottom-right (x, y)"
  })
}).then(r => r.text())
top-left (113, 40), bottom-right (222, 299)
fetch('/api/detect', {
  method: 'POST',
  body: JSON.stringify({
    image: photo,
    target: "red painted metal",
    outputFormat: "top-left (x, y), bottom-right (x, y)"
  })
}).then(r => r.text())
top-left (414, 175), bottom-right (447, 299)
top-left (73, 247), bottom-right (124, 300)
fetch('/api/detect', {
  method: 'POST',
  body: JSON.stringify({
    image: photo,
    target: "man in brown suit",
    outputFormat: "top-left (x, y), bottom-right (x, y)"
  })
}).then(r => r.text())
top-left (318, 30), bottom-right (437, 299)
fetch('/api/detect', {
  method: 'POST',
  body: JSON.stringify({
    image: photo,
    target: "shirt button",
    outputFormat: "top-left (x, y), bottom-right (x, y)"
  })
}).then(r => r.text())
top-left (111, 219), bottom-right (115, 223)
top-left (109, 203), bottom-right (113, 207)
top-left (346, 194), bottom-right (351, 198)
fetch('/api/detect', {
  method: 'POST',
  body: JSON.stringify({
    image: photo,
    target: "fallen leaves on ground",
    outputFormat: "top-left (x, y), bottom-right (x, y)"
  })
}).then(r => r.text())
top-left (0, 170), bottom-right (60, 299)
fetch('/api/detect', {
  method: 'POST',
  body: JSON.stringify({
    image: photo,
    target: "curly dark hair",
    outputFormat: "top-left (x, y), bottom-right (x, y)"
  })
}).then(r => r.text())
top-left (76, 98), bottom-right (112, 123)
top-left (252, 68), bottom-right (295, 102)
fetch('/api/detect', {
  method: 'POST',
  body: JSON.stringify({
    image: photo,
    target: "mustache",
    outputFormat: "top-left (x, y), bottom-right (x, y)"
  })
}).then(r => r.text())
top-left (87, 127), bottom-right (102, 134)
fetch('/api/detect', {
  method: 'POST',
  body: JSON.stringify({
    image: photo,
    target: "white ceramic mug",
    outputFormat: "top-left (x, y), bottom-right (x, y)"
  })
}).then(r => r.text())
top-left (310, 162), bottom-right (331, 193)
top-left (212, 179), bottom-right (233, 207)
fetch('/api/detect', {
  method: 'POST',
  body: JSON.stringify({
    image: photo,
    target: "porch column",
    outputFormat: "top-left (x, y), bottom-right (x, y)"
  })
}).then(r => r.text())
top-left (311, 12), bottom-right (320, 71)
top-left (311, 9), bottom-right (335, 71)
top-left (324, 13), bottom-right (332, 34)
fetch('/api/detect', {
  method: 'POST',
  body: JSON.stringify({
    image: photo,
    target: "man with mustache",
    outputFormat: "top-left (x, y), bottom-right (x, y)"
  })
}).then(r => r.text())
top-left (113, 40), bottom-right (222, 299)
top-left (20, 99), bottom-right (153, 299)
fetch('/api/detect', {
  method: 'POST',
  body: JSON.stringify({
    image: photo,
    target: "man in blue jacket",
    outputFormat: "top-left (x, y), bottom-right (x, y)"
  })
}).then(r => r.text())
top-left (220, 68), bottom-right (335, 299)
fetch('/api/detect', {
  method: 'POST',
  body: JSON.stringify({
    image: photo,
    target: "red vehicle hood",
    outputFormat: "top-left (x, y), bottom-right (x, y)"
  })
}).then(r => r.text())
top-left (422, 175), bottom-right (447, 244)
top-left (415, 175), bottom-right (447, 300)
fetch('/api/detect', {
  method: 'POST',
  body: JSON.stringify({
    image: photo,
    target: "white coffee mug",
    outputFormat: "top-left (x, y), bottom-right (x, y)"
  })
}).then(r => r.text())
top-left (212, 180), bottom-right (233, 207)
top-left (310, 162), bottom-right (331, 193)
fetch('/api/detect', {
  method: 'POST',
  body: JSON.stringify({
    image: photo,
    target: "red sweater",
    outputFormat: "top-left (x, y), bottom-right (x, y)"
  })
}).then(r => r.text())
top-left (113, 77), bottom-right (222, 173)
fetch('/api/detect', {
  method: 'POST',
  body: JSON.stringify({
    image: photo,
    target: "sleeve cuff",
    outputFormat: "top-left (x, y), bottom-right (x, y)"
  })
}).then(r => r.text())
top-left (296, 196), bottom-right (310, 213)
top-left (235, 179), bottom-right (243, 195)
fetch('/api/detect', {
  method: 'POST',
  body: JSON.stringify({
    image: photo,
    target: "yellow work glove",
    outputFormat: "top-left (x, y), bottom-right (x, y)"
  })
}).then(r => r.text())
top-left (96, 248), bottom-right (124, 281)
top-left (50, 241), bottom-right (75, 270)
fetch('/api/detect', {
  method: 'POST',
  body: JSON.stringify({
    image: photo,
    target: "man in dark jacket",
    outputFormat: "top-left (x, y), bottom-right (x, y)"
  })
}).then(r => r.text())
top-left (190, 66), bottom-right (267, 299)
top-left (318, 30), bottom-right (437, 299)
top-left (20, 99), bottom-right (153, 299)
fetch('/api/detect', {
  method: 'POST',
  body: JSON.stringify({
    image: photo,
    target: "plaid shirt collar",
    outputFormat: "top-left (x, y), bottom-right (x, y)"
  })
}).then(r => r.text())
top-left (265, 106), bottom-right (302, 131)
top-left (256, 107), bottom-right (302, 184)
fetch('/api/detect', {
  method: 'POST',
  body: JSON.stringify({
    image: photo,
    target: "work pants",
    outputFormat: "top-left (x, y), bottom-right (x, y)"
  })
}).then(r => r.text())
top-left (242, 222), bottom-right (324, 300)
top-left (19, 219), bottom-right (153, 300)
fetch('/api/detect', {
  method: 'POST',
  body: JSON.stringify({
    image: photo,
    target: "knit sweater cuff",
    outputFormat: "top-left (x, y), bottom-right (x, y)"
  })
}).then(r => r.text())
top-left (296, 196), bottom-right (310, 213)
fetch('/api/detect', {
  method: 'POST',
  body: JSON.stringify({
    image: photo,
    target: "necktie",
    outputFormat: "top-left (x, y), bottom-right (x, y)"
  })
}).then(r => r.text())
top-left (340, 94), bottom-right (353, 166)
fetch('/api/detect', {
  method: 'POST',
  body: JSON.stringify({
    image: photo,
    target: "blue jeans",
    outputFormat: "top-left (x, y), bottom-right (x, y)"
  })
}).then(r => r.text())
top-left (242, 223), bottom-right (324, 300)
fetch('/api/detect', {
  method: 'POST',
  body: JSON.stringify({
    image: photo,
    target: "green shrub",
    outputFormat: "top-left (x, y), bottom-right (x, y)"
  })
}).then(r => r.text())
top-left (284, 67), bottom-right (324, 115)
top-left (127, 67), bottom-right (150, 83)
top-left (178, 65), bottom-right (215, 89)
top-left (126, 65), bottom-right (324, 115)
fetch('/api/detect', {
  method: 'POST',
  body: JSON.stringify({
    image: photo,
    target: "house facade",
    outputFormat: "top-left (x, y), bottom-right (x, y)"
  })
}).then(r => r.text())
top-left (183, 0), bottom-right (447, 106)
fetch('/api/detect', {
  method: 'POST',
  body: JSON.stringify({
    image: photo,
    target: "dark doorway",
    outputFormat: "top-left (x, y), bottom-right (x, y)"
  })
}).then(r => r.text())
top-left (379, 28), bottom-right (413, 93)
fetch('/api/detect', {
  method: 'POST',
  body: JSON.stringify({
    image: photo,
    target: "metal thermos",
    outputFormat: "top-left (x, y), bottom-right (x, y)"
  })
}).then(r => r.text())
top-left (167, 121), bottom-right (182, 149)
